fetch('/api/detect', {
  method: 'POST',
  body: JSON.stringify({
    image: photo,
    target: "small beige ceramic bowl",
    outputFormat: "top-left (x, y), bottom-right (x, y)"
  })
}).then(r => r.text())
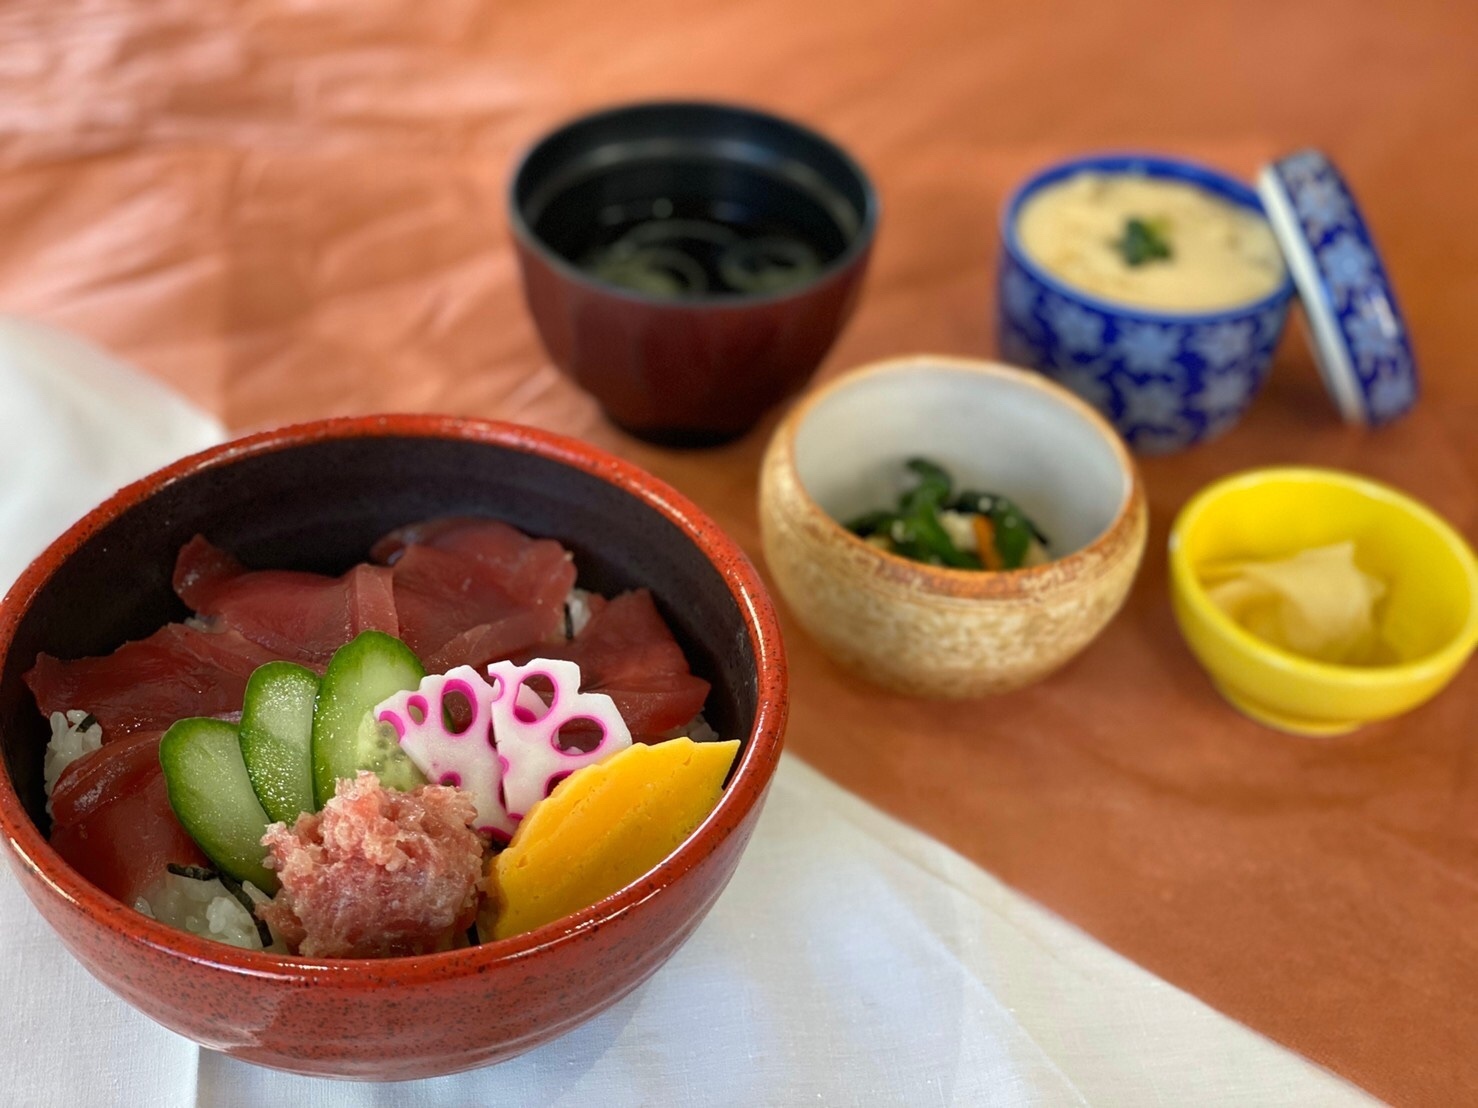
top-left (759, 356), bottom-right (1148, 697)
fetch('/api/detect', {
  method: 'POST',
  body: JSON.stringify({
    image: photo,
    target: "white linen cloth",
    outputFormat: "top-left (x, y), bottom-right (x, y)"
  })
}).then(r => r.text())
top-left (0, 319), bottom-right (1373, 1106)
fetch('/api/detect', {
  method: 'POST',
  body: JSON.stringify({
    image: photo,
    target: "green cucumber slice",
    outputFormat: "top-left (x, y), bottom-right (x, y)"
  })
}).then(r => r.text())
top-left (239, 661), bottom-right (320, 824)
top-left (312, 631), bottom-right (426, 806)
top-left (159, 718), bottom-right (278, 893)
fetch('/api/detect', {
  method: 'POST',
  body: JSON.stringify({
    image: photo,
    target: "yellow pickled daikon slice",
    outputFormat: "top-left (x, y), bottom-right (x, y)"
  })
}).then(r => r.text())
top-left (481, 737), bottom-right (740, 942)
top-left (1204, 541), bottom-right (1387, 664)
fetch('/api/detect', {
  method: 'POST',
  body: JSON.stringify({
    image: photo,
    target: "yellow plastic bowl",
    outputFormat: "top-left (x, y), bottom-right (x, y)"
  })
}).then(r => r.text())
top-left (1169, 467), bottom-right (1478, 735)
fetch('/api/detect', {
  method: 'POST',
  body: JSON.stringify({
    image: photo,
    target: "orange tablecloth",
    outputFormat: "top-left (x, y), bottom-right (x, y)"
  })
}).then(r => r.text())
top-left (2, 2), bottom-right (1475, 1101)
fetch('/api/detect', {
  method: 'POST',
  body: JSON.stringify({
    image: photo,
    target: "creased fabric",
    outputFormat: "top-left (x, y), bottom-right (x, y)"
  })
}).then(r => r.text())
top-left (0, 324), bottom-right (1370, 1105)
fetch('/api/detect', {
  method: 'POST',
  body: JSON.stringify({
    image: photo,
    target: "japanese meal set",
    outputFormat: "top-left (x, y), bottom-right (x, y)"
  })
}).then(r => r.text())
top-left (0, 100), bottom-right (1473, 1080)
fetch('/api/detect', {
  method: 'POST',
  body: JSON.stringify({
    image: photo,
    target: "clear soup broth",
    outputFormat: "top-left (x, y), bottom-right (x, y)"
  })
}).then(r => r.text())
top-left (532, 157), bottom-right (855, 299)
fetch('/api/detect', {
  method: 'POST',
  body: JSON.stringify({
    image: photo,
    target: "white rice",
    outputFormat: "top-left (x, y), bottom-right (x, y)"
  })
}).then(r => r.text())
top-left (43, 710), bottom-right (102, 817)
top-left (564, 588), bottom-right (596, 637)
top-left (659, 713), bottom-right (720, 744)
top-left (135, 873), bottom-right (282, 952)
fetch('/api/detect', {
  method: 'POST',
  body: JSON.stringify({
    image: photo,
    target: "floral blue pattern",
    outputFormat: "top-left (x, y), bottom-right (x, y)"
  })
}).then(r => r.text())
top-left (1276, 150), bottom-right (1326, 188)
top-left (1119, 378), bottom-right (1187, 428)
top-left (1001, 266), bottom-right (1041, 327)
top-left (996, 153), bottom-right (1296, 454)
top-left (1113, 322), bottom-right (1181, 374)
top-left (1189, 320), bottom-right (1254, 371)
top-left (1042, 295), bottom-right (1105, 354)
top-left (1369, 370), bottom-right (1416, 421)
top-left (1346, 305), bottom-right (1401, 370)
top-left (1316, 233), bottom-right (1377, 307)
top-left (1292, 176), bottom-right (1352, 237)
top-left (1254, 302), bottom-right (1286, 347)
top-left (1265, 150), bottom-right (1418, 426)
top-left (1194, 367), bottom-right (1258, 416)
top-left (994, 253), bottom-right (1289, 454)
top-left (1049, 362), bottom-right (1115, 416)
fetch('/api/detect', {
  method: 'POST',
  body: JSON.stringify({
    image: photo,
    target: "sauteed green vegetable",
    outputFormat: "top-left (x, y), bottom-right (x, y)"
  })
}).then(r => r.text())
top-left (846, 459), bottom-right (1050, 571)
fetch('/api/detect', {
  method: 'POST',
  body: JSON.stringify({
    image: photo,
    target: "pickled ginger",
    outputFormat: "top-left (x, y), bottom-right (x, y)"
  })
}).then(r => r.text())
top-left (1202, 542), bottom-right (1387, 665)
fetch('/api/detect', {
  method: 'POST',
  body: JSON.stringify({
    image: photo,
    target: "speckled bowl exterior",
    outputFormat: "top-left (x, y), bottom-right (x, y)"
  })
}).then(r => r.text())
top-left (997, 154), bottom-right (1296, 455)
top-left (0, 416), bottom-right (787, 1080)
top-left (758, 357), bottom-right (1148, 698)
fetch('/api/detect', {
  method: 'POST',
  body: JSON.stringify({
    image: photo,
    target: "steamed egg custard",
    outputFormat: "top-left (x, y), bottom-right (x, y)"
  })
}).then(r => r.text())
top-left (1016, 172), bottom-right (1285, 312)
top-left (1201, 542), bottom-right (1389, 665)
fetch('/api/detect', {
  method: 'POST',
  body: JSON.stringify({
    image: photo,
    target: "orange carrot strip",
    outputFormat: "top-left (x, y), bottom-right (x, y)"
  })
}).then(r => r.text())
top-left (972, 515), bottom-right (1004, 571)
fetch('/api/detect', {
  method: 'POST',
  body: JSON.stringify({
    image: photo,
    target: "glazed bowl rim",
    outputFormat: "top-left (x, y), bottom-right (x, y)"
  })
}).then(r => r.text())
top-left (0, 413), bottom-right (788, 984)
top-left (767, 354), bottom-right (1146, 599)
top-left (1000, 150), bottom-right (1297, 324)
top-left (1168, 465), bottom-right (1478, 687)
top-left (507, 97), bottom-right (881, 309)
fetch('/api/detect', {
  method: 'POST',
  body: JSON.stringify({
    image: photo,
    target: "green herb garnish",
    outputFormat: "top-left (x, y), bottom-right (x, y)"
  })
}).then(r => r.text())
top-left (1112, 216), bottom-right (1173, 267)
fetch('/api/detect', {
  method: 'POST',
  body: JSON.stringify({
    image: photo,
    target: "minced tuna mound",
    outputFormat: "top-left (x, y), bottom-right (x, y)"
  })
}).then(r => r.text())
top-left (260, 772), bottom-right (484, 958)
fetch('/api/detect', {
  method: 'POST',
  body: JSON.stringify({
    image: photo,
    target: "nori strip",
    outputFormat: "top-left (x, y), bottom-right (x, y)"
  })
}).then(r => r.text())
top-left (165, 862), bottom-right (275, 948)
top-left (166, 862), bottom-right (219, 882)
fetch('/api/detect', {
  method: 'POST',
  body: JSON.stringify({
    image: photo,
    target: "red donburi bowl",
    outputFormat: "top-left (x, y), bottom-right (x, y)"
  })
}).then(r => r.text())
top-left (0, 415), bottom-right (787, 1080)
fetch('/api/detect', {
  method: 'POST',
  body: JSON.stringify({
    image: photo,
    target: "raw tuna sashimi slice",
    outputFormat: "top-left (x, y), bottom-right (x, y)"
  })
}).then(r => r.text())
top-left (25, 623), bottom-right (278, 740)
top-left (173, 534), bottom-right (244, 607)
top-left (369, 516), bottom-right (480, 564)
top-left (391, 546), bottom-right (559, 673)
top-left (370, 516), bottom-right (560, 571)
top-left (173, 536), bottom-right (398, 668)
top-left (371, 518), bottom-right (577, 615)
top-left (383, 521), bottom-right (576, 672)
top-left (517, 589), bottom-right (709, 741)
top-left (49, 729), bottom-right (210, 905)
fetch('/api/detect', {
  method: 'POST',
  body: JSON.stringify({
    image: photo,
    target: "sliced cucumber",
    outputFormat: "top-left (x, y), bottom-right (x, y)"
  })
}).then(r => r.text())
top-left (312, 631), bottom-right (427, 806)
top-left (239, 661), bottom-right (319, 825)
top-left (159, 718), bottom-right (278, 893)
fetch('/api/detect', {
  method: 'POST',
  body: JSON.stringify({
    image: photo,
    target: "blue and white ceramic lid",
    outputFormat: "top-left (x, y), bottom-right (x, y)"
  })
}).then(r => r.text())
top-left (1256, 149), bottom-right (1419, 426)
